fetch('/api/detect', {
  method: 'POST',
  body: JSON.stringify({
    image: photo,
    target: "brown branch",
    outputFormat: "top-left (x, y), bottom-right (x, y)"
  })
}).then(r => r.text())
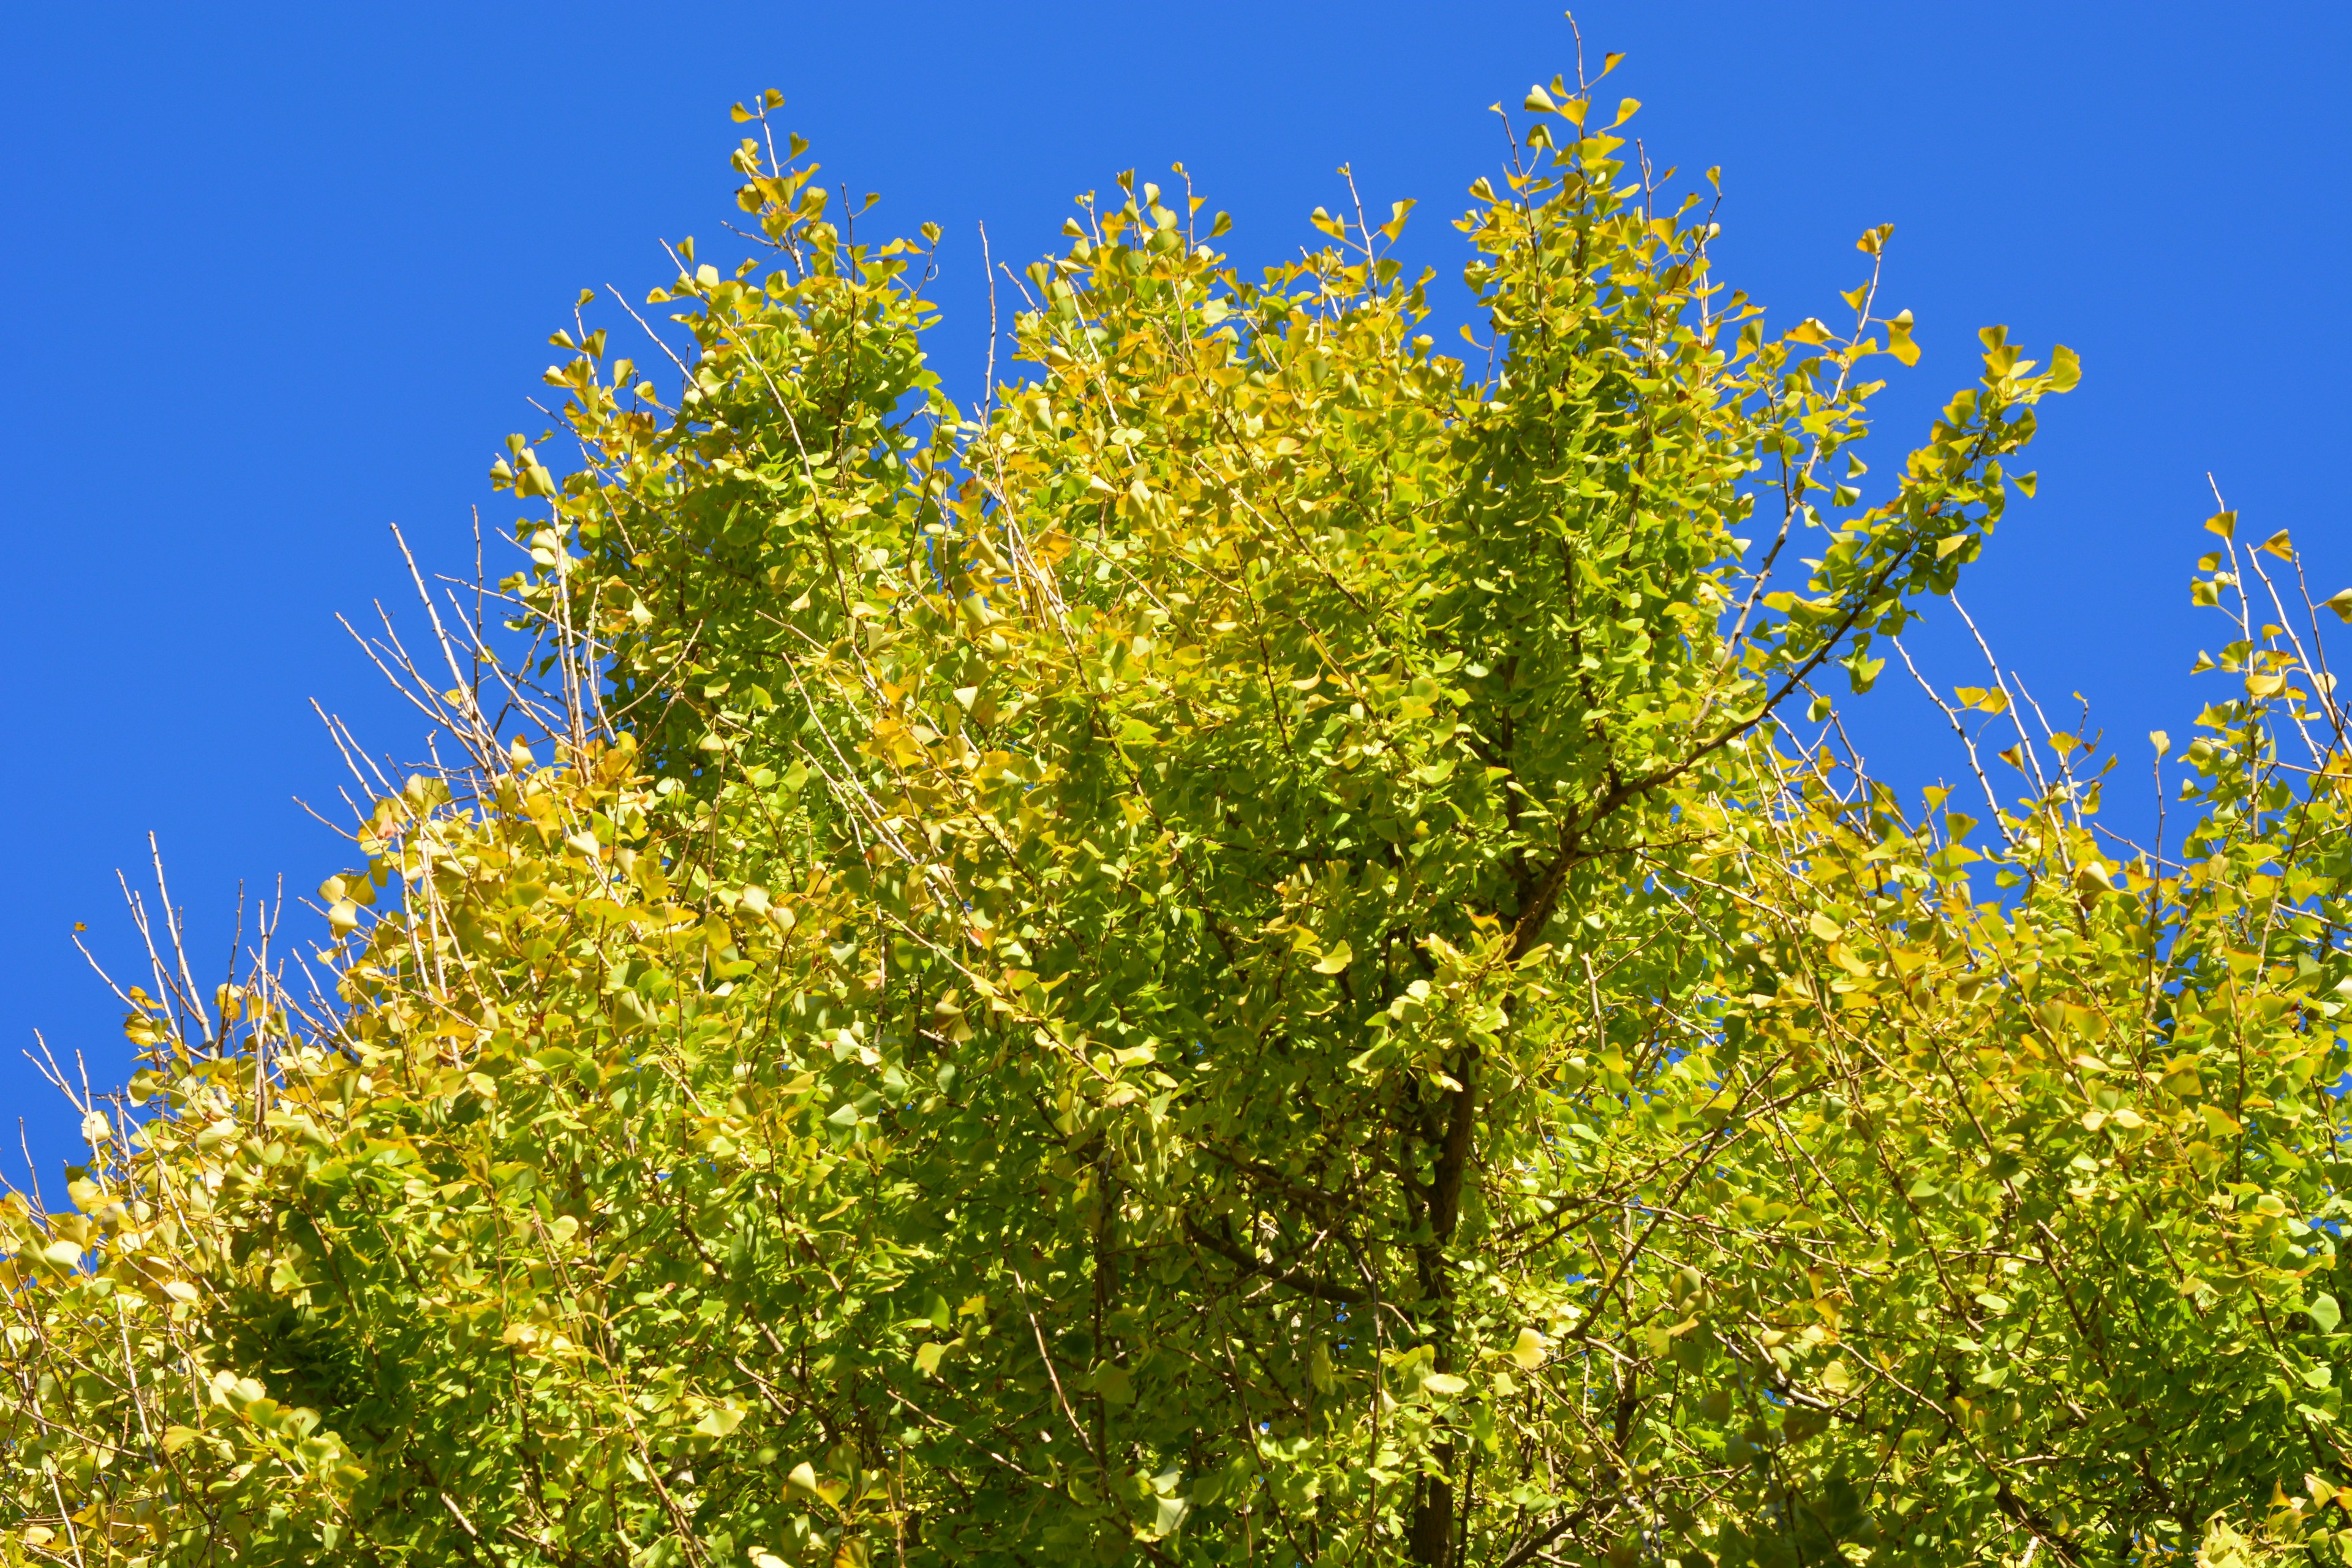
top-left (1182, 1216), bottom-right (1357, 1306)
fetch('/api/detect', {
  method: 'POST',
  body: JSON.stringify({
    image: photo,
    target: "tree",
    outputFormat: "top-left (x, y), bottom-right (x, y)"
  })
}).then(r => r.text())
top-left (7, 59), bottom-right (2352, 1568)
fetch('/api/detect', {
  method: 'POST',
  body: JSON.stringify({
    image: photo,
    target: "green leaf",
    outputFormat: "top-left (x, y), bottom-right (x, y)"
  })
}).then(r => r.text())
top-left (693, 1403), bottom-right (745, 1438)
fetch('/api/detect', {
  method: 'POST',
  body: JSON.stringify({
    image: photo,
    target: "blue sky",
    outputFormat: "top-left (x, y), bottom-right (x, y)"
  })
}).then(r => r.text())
top-left (3, 1), bottom-right (2346, 1182)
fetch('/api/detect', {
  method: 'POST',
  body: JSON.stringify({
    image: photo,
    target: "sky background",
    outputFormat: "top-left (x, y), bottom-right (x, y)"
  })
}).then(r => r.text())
top-left (2, 1), bottom-right (2346, 1185)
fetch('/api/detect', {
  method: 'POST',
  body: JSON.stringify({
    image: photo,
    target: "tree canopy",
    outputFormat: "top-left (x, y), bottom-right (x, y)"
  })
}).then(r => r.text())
top-left (9, 62), bottom-right (2352, 1568)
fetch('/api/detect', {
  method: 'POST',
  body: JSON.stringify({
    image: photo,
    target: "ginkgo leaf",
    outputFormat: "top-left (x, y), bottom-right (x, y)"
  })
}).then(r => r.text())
top-left (693, 1403), bottom-right (745, 1437)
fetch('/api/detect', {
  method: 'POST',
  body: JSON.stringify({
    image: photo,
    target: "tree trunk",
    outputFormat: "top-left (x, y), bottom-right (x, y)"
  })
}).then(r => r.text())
top-left (1408, 1473), bottom-right (1456, 1568)
top-left (1407, 1050), bottom-right (1480, 1566)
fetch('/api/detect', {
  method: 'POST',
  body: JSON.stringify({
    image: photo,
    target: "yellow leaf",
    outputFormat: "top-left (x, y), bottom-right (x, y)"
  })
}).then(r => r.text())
top-left (1313, 941), bottom-right (1354, 975)
top-left (1806, 912), bottom-right (1843, 943)
top-left (1508, 1327), bottom-right (1548, 1370)
top-left (1422, 1371), bottom-right (1468, 1397)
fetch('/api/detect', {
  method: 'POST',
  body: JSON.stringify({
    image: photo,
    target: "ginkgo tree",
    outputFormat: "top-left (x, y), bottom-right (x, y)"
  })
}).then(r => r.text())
top-left (7, 53), bottom-right (2352, 1568)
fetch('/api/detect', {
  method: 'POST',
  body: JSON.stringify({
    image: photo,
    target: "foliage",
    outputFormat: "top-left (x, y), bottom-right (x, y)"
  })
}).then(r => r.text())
top-left (7, 61), bottom-right (2352, 1568)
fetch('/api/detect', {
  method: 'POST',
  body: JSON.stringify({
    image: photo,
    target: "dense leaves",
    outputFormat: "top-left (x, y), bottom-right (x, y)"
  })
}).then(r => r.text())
top-left (7, 65), bottom-right (2352, 1568)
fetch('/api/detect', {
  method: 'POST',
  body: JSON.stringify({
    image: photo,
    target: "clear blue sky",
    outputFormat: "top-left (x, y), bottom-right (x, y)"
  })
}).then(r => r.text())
top-left (3, 1), bottom-right (2346, 1183)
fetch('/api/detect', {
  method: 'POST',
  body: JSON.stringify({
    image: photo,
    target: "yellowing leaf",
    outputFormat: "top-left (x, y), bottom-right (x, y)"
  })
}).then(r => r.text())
top-left (1313, 941), bottom-right (1354, 975)
top-left (693, 1403), bottom-right (745, 1437)
top-left (1954, 685), bottom-right (2009, 714)
top-left (1422, 1371), bottom-right (1468, 1397)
